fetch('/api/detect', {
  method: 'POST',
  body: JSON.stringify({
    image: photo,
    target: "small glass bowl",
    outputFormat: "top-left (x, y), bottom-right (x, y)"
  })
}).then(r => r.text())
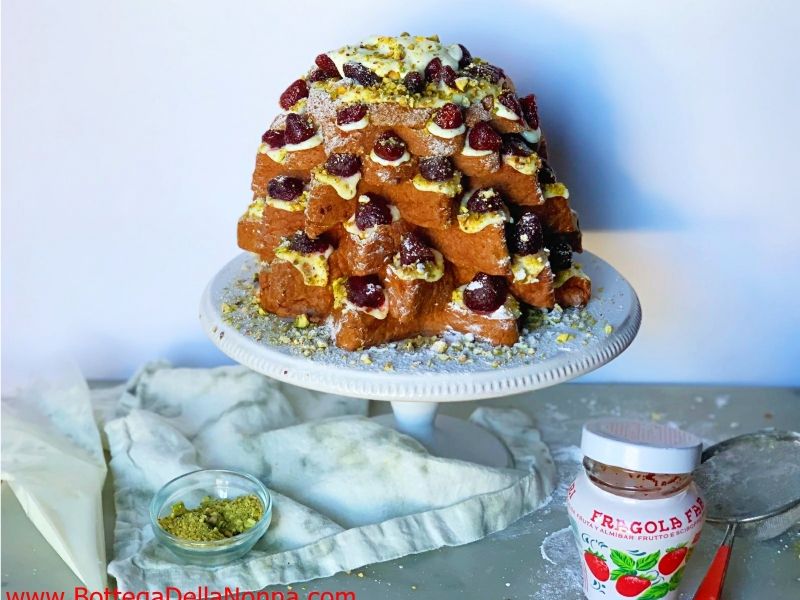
top-left (149, 469), bottom-right (272, 566)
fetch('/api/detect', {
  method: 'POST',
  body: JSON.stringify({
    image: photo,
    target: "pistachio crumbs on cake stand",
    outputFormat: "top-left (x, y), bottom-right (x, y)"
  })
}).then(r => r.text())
top-left (205, 34), bottom-right (641, 466)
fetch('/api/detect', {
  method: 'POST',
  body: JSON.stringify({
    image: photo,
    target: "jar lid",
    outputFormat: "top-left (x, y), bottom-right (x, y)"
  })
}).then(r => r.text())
top-left (581, 418), bottom-right (702, 474)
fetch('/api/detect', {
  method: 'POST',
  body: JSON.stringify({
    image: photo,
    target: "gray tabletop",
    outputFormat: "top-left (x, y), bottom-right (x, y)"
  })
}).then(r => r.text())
top-left (3, 384), bottom-right (799, 598)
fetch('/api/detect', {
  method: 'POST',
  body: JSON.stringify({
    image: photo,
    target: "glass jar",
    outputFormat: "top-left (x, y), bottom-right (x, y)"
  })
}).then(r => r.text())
top-left (566, 419), bottom-right (704, 600)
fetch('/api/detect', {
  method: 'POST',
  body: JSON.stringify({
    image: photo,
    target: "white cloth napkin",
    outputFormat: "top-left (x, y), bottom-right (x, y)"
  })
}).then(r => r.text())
top-left (105, 363), bottom-right (556, 591)
top-left (1, 367), bottom-right (108, 589)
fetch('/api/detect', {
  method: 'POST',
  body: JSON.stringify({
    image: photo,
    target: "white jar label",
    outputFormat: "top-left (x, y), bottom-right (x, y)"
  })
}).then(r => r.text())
top-left (566, 471), bottom-right (705, 599)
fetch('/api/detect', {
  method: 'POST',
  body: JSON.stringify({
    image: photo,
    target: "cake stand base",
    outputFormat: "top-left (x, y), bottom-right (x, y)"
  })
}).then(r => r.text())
top-left (200, 251), bottom-right (640, 466)
top-left (372, 401), bottom-right (512, 468)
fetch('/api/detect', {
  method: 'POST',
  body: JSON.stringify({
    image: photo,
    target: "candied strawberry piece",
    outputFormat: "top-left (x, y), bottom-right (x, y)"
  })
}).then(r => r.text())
top-left (261, 129), bottom-right (286, 148)
top-left (336, 104), bottom-right (368, 125)
top-left (314, 53), bottom-right (341, 78)
top-left (308, 68), bottom-right (329, 83)
top-left (284, 114), bottom-right (316, 144)
top-left (373, 131), bottom-right (407, 161)
top-left (501, 134), bottom-right (534, 157)
top-left (457, 44), bottom-right (472, 69)
top-left (537, 159), bottom-right (556, 184)
top-left (440, 65), bottom-right (457, 88)
top-left (498, 91), bottom-right (522, 119)
top-left (536, 138), bottom-right (549, 160)
top-left (468, 122), bottom-right (501, 151)
top-left (325, 153), bottom-right (361, 177)
top-left (434, 103), bottom-right (464, 129)
top-left (463, 273), bottom-right (508, 313)
top-left (424, 57), bottom-right (443, 82)
top-left (465, 62), bottom-right (504, 83)
top-left (343, 62), bottom-right (380, 87)
top-left (279, 79), bottom-right (309, 110)
top-left (347, 275), bottom-right (385, 308)
top-left (403, 71), bottom-right (425, 94)
top-left (466, 188), bottom-right (504, 213)
top-left (268, 176), bottom-right (304, 201)
top-left (354, 194), bottom-right (393, 230)
top-left (548, 237), bottom-right (573, 271)
top-left (520, 94), bottom-right (540, 129)
top-left (510, 212), bottom-right (544, 255)
top-left (288, 231), bottom-right (330, 255)
top-left (399, 232), bottom-right (435, 266)
top-left (424, 57), bottom-right (456, 88)
top-left (419, 156), bottom-right (455, 182)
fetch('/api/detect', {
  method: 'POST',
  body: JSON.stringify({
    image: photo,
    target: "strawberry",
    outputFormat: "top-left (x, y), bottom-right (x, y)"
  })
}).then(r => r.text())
top-left (658, 546), bottom-right (688, 576)
top-left (615, 575), bottom-right (651, 597)
top-left (583, 550), bottom-right (609, 582)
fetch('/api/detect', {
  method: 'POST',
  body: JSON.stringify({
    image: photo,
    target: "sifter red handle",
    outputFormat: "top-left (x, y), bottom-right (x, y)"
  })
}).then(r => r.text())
top-left (692, 522), bottom-right (737, 600)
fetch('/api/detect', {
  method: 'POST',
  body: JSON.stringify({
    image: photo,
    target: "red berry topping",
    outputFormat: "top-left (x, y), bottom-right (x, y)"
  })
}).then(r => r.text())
top-left (372, 131), bottom-right (407, 162)
top-left (424, 57), bottom-right (456, 88)
top-left (465, 62), bottom-right (504, 83)
top-left (343, 62), bottom-right (380, 87)
top-left (498, 91), bottom-right (522, 119)
top-left (548, 236), bottom-right (573, 271)
top-left (537, 159), bottom-right (556, 184)
top-left (433, 103), bottom-right (464, 129)
top-left (399, 232), bottom-right (435, 266)
top-left (440, 65), bottom-right (457, 88)
top-left (457, 44), bottom-right (472, 69)
top-left (288, 231), bottom-right (330, 255)
top-left (268, 176), bottom-right (304, 201)
top-left (325, 153), bottom-right (361, 177)
top-left (536, 138), bottom-right (548, 160)
top-left (284, 114), bottom-right (316, 145)
top-left (463, 273), bottom-right (508, 313)
top-left (501, 134), bottom-right (534, 157)
top-left (261, 129), bottom-right (286, 148)
top-left (468, 122), bottom-right (501, 151)
top-left (308, 69), bottom-right (329, 83)
top-left (466, 188), bottom-right (504, 213)
top-left (615, 575), bottom-right (651, 598)
top-left (510, 212), bottom-right (544, 256)
top-left (354, 194), bottom-right (393, 230)
top-left (418, 156), bottom-right (455, 182)
top-left (279, 79), bottom-right (309, 110)
top-left (314, 53), bottom-right (341, 79)
top-left (336, 104), bottom-right (368, 126)
top-left (346, 275), bottom-right (385, 309)
top-left (520, 94), bottom-right (540, 129)
top-left (424, 57), bottom-right (443, 82)
top-left (583, 551), bottom-right (610, 582)
top-left (403, 71), bottom-right (425, 94)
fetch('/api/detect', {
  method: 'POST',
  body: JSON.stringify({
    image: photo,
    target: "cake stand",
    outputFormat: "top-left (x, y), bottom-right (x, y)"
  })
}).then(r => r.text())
top-left (200, 251), bottom-right (640, 467)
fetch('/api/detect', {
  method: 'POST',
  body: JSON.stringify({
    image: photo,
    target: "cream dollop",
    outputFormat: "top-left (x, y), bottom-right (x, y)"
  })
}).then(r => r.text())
top-left (426, 120), bottom-right (466, 139)
top-left (313, 166), bottom-right (362, 200)
top-left (412, 171), bottom-right (462, 197)
top-left (389, 249), bottom-right (445, 282)
top-left (369, 149), bottom-right (411, 167)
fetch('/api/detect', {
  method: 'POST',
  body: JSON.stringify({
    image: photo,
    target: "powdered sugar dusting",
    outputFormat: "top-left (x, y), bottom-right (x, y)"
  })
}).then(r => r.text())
top-left (212, 253), bottom-right (624, 373)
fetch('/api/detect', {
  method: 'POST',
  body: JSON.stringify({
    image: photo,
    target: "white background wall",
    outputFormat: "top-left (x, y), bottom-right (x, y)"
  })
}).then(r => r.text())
top-left (3, 0), bottom-right (799, 391)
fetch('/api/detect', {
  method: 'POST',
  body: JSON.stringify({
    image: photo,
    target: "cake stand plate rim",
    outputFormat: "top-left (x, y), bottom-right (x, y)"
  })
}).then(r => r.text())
top-left (199, 250), bottom-right (641, 401)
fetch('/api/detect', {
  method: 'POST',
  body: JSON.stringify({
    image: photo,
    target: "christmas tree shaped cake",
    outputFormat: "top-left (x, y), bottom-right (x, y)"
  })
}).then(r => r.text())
top-left (238, 34), bottom-right (590, 351)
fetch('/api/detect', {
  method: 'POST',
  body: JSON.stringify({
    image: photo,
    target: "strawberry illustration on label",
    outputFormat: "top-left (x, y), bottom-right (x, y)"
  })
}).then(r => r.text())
top-left (584, 549), bottom-right (610, 582)
top-left (658, 545), bottom-right (688, 575)
top-left (615, 575), bottom-right (651, 597)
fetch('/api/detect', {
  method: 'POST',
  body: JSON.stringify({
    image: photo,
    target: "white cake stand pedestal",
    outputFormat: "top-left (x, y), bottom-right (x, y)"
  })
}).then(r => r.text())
top-left (200, 251), bottom-right (640, 468)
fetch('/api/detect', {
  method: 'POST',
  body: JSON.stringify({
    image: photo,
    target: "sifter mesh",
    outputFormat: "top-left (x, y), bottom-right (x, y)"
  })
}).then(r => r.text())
top-left (694, 431), bottom-right (800, 540)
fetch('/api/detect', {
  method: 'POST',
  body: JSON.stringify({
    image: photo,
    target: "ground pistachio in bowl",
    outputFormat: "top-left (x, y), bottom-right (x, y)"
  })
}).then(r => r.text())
top-left (150, 469), bottom-right (273, 565)
top-left (158, 494), bottom-right (264, 542)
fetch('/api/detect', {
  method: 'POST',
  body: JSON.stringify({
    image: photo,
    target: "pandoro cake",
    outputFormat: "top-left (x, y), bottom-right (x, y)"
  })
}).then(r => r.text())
top-left (237, 34), bottom-right (590, 350)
